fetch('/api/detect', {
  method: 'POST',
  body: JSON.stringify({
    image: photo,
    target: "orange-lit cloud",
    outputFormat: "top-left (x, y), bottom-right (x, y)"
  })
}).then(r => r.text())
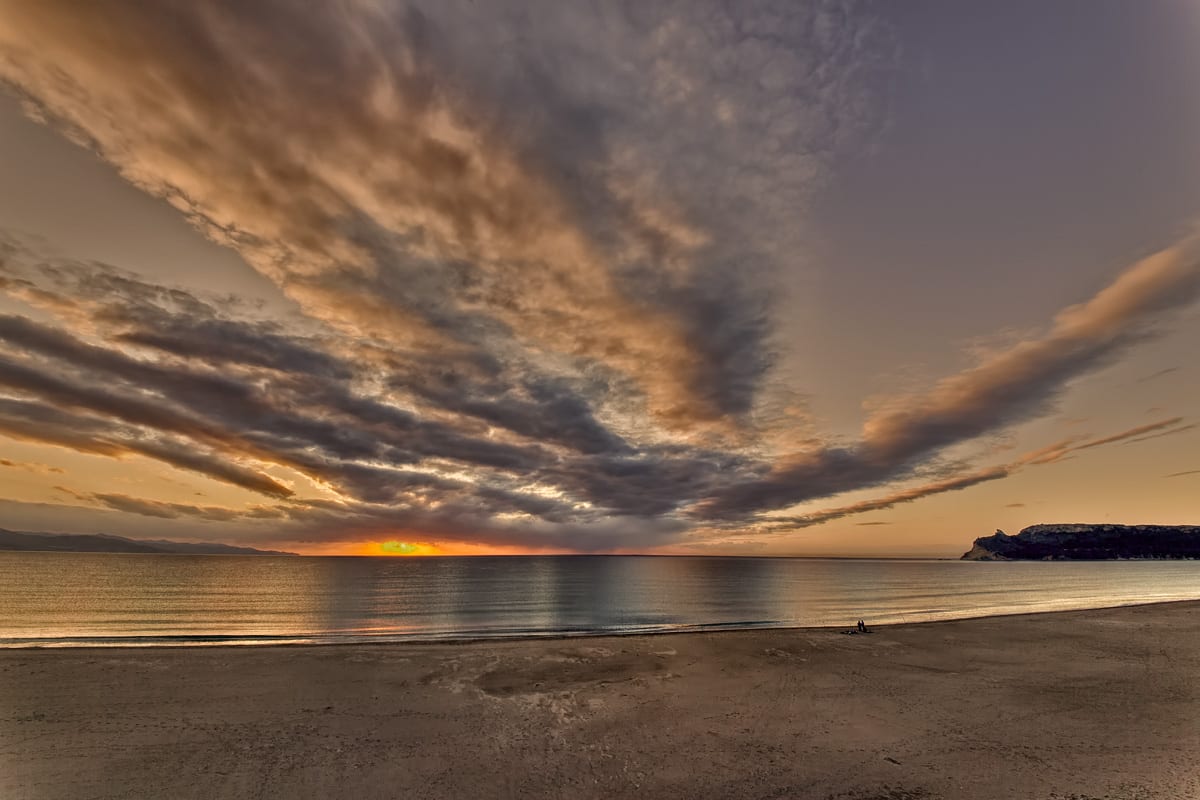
top-left (0, 0), bottom-right (894, 431)
top-left (3, 230), bottom-right (1199, 552)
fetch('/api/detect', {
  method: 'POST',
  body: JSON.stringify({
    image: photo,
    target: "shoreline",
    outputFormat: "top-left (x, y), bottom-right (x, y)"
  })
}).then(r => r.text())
top-left (4, 600), bottom-right (1199, 799)
top-left (6, 596), bottom-right (1200, 652)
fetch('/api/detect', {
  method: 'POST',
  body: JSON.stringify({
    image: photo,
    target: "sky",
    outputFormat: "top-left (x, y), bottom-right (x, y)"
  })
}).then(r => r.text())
top-left (0, 0), bottom-right (1198, 557)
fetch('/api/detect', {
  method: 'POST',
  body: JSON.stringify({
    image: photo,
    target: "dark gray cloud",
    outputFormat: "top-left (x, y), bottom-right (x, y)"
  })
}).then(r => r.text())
top-left (764, 466), bottom-right (1013, 530)
top-left (1135, 366), bottom-right (1180, 383)
top-left (1073, 417), bottom-right (1184, 450)
top-left (0, 396), bottom-right (294, 497)
top-left (0, 248), bottom-right (753, 529)
top-left (84, 493), bottom-right (285, 522)
top-left (1124, 423), bottom-right (1197, 446)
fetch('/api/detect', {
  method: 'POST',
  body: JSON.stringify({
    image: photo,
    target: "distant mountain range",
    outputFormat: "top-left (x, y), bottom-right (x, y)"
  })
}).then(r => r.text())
top-left (962, 524), bottom-right (1200, 561)
top-left (0, 528), bottom-right (296, 556)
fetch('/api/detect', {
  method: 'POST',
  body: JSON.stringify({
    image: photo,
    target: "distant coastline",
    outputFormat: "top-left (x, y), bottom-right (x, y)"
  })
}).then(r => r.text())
top-left (0, 528), bottom-right (295, 556)
top-left (962, 524), bottom-right (1200, 561)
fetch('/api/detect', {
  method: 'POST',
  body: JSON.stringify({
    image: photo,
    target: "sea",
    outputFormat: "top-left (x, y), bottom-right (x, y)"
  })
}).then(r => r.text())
top-left (3, 552), bottom-right (1200, 648)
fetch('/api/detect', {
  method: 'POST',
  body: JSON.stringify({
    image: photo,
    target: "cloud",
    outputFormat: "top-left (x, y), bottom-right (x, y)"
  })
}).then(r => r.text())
top-left (746, 415), bottom-right (1197, 533)
top-left (1073, 417), bottom-right (1185, 450)
top-left (3, 231), bottom-right (1199, 548)
top-left (0, 262), bottom-right (742, 519)
top-left (1165, 469), bottom-right (1200, 478)
top-left (863, 243), bottom-right (1200, 455)
top-left (0, 3), bottom-right (1197, 551)
top-left (0, 458), bottom-right (63, 474)
top-left (703, 240), bottom-right (1200, 517)
top-left (1016, 436), bottom-right (1082, 466)
top-left (1135, 366), bottom-right (1179, 383)
top-left (0, 395), bottom-right (294, 498)
top-left (1123, 423), bottom-right (1197, 445)
top-left (766, 466), bottom-right (1012, 530)
top-left (83, 493), bottom-right (285, 522)
top-left (1010, 417), bottom-right (1192, 468)
top-left (0, 0), bottom-right (896, 431)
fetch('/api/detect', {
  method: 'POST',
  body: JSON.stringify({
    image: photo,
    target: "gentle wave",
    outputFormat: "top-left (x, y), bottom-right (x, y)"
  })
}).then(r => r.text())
top-left (4, 552), bottom-right (1200, 648)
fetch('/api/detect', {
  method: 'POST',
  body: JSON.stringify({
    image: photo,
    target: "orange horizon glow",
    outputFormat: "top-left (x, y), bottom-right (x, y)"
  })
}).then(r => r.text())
top-left (294, 539), bottom-right (580, 557)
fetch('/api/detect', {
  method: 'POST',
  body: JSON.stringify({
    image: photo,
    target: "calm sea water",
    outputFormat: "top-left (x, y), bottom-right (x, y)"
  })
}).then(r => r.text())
top-left (3, 552), bottom-right (1200, 647)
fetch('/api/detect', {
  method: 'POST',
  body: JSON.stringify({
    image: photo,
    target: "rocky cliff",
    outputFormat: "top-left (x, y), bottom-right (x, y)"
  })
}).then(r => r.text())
top-left (961, 524), bottom-right (1200, 560)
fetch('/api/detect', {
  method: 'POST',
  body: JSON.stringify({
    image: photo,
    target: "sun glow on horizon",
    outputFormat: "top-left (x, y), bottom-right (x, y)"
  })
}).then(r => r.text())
top-left (355, 540), bottom-right (442, 556)
top-left (299, 540), bottom-right (576, 557)
top-left (379, 540), bottom-right (439, 556)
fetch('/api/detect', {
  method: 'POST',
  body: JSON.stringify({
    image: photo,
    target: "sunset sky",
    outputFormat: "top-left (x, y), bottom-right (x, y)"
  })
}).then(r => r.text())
top-left (1, 1), bottom-right (1198, 557)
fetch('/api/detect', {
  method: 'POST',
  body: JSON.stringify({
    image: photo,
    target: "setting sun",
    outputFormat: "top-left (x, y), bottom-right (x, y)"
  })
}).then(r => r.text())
top-left (374, 541), bottom-right (440, 556)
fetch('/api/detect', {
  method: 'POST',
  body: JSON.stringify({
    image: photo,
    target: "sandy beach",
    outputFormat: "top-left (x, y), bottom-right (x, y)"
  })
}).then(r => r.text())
top-left (2, 601), bottom-right (1198, 800)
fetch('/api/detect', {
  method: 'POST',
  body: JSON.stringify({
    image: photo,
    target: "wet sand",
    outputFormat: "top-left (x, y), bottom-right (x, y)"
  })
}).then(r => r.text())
top-left (2, 601), bottom-right (1198, 800)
